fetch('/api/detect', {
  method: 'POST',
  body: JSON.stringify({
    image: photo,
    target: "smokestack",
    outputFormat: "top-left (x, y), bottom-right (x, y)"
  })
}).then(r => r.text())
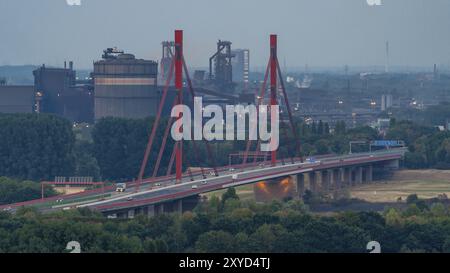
top-left (69, 61), bottom-right (73, 71)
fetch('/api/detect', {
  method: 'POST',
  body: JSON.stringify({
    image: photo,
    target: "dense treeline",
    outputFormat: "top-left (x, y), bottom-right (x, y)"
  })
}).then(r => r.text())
top-left (0, 113), bottom-right (75, 181)
top-left (91, 117), bottom-right (174, 180)
top-left (0, 177), bottom-right (56, 205)
top-left (389, 102), bottom-right (450, 126)
top-left (2, 190), bottom-right (450, 253)
top-left (387, 119), bottom-right (450, 169)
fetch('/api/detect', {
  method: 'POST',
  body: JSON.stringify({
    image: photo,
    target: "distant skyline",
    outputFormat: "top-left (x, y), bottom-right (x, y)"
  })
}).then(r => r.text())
top-left (1, 0), bottom-right (449, 70)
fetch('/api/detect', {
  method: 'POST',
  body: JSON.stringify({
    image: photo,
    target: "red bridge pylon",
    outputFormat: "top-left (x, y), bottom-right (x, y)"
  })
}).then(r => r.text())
top-left (135, 30), bottom-right (218, 192)
top-left (243, 34), bottom-right (303, 166)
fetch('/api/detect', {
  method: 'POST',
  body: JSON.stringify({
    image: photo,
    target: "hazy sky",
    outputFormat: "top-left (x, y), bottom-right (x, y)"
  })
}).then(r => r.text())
top-left (0, 0), bottom-right (449, 69)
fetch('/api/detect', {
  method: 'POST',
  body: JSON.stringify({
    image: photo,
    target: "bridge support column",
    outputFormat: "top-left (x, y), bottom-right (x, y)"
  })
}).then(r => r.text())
top-left (296, 173), bottom-right (305, 199)
top-left (135, 207), bottom-right (143, 216)
top-left (320, 171), bottom-right (330, 192)
top-left (127, 209), bottom-right (135, 219)
top-left (338, 168), bottom-right (345, 188)
top-left (344, 168), bottom-right (352, 187)
top-left (331, 169), bottom-right (341, 190)
top-left (175, 200), bottom-right (183, 214)
top-left (355, 167), bottom-right (363, 185)
top-left (308, 172), bottom-right (317, 192)
top-left (365, 165), bottom-right (373, 183)
top-left (147, 205), bottom-right (155, 217)
top-left (156, 204), bottom-right (165, 215)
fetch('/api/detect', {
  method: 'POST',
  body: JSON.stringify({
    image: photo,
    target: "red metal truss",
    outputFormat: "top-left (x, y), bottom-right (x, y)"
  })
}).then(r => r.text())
top-left (270, 34), bottom-right (278, 166)
top-left (174, 30), bottom-right (184, 183)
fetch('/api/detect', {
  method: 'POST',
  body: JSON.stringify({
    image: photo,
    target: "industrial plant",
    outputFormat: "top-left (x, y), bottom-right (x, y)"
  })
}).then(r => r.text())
top-left (0, 39), bottom-right (254, 123)
top-left (1, 36), bottom-right (449, 134)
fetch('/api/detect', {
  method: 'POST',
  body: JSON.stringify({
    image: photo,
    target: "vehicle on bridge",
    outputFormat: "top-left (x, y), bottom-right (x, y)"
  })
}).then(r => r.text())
top-left (306, 157), bottom-right (317, 163)
top-left (116, 183), bottom-right (127, 193)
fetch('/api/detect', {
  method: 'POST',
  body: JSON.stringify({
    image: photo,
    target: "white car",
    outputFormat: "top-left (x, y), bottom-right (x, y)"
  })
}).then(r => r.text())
top-left (201, 181), bottom-right (208, 185)
top-left (155, 183), bottom-right (162, 187)
top-left (192, 185), bottom-right (199, 189)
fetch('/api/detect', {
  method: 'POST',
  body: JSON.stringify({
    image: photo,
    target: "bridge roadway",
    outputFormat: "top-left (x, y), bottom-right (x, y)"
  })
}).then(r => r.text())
top-left (0, 149), bottom-right (404, 214)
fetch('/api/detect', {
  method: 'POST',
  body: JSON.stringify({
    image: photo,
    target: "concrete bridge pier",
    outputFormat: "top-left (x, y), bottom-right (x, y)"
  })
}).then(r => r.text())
top-left (175, 199), bottom-right (183, 214)
top-left (127, 209), bottom-right (135, 219)
top-left (320, 171), bottom-right (331, 192)
top-left (331, 169), bottom-right (342, 190)
top-left (147, 205), bottom-right (155, 217)
top-left (355, 167), bottom-right (363, 184)
top-left (156, 204), bottom-right (165, 215)
top-left (344, 168), bottom-right (352, 187)
top-left (308, 172), bottom-right (317, 192)
top-left (295, 173), bottom-right (306, 198)
top-left (364, 165), bottom-right (373, 183)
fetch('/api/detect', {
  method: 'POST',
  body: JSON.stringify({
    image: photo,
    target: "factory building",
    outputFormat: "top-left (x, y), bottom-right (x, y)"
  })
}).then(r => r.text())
top-left (0, 85), bottom-right (35, 113)
top-left (209, 40), bottom-right (235, 92)
top-left (93, 48), bottom-right (159, 120)
top-left (231, 49), bottom-right (250, 86)
top-left (33, 63), bottom-right (76, 115)
top-left (381, 94), bottom-right (393, 111)
top-left (33, 62), bottom-right (94, 123)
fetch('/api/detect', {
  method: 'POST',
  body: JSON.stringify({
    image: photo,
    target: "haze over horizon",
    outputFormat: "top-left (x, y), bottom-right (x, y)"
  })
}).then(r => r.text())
top-left (1, 0), bottom-right (449, 70)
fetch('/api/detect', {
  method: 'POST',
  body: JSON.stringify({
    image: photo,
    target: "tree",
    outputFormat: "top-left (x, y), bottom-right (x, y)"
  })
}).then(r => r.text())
top-left (73, 141), bottom-right (100, 180)
top-left (221, 187), bottom-right (239, 208)
top-left (315, 139), bottom-right (330, 155)
top-left (0, 177), bottom-right (57, 205)
top-left (405, 152), bottom-right (427, 169)
top-left (195, 231), bottom-right (235, 253)
top-left (311, 122), bottom-right (317, 135)
top-left (324, 123), bottom-right (330, 135)
top-left (92, 117), bottom-right (174, 180)
top-left (317, 120), bottom-right (324, 135)
top-left (334, 121), bottom-right (346, 135)
top-left (0, 113), bottom-right (75, 181)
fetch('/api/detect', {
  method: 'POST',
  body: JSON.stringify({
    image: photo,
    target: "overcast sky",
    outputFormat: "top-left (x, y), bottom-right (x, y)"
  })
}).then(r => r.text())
top-left (0, 0), bottom-right (449, 70)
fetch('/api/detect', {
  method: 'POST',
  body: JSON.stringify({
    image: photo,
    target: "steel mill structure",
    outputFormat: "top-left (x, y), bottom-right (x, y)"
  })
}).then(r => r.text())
top-left (93, 48), bottom-right (158, 120)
